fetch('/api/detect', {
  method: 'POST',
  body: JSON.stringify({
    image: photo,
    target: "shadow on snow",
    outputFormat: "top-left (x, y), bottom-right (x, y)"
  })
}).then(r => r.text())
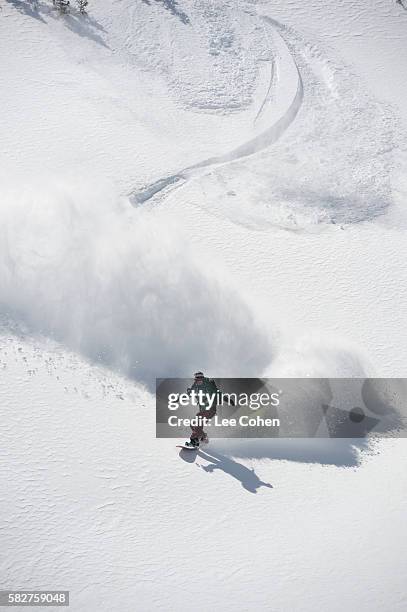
top-left (141, 0), bottom-right (190, 25)
top-left (178, 438), bottom-right (372, 494)
top-left (4, 0), bottom-right (109, 47)
top-left (179, 447), bottom-right (273, 494)
top-left (209, 438), bottom-right (371, 468)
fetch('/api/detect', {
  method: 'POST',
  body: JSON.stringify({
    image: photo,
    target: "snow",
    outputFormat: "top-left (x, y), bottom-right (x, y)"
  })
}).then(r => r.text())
top-left (0, 180), bottom-right (270, 382)
top-left (0, 0), bottom-right (407, 610)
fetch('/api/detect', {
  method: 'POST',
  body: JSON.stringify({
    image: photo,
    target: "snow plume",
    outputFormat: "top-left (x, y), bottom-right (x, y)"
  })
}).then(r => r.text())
top-left (0, 179), bottom-right (271, 385)
top-left (268, 334), bottom-right (372, 379)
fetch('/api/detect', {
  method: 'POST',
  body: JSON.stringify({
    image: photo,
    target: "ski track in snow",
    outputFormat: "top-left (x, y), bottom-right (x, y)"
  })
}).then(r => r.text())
top-left (181, 16), bottom-right (401, 232)
top-left (130, 10), bottom-right (401, 234)
top-left (128, 16), bottom-right (303, 206)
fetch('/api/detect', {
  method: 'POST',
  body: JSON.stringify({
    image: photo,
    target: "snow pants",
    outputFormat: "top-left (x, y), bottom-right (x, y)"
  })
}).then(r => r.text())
top-left (190, 407), bottom-right (217, 440)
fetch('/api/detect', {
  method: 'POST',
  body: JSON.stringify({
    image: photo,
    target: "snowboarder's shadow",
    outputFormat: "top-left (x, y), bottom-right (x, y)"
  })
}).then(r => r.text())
top-left (197, 449), bottom-right (273, 494)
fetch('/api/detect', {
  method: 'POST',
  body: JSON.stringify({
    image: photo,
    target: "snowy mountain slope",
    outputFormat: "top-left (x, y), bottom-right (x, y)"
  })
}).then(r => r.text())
top-left (151, 1), bottom-right (407, 378)
top-left (0, 0), bottom-right (279, 192)
top-left (1, 1), bottom-right (407, 611)
top-left (1, 326), bottom-right (407, 612)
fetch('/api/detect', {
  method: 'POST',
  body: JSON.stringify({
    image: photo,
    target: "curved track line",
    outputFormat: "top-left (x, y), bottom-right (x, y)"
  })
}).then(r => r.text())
top-left (129, 17), bottom-right (303, 207)
top-left (253, 18), bottom-right (275, 125)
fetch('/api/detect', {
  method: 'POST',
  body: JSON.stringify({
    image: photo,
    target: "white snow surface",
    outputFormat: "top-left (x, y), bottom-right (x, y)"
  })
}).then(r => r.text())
top-left (1, 0), bottom-right (407, 610)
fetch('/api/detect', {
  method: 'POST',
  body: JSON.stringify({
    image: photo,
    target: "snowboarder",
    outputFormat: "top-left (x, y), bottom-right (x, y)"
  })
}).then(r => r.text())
top-left (183, 372), bottom-right (219, 449)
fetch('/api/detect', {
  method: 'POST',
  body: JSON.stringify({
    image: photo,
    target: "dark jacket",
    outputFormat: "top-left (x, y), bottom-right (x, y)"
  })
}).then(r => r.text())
top-left (188, 377), bottom-right (219, 410)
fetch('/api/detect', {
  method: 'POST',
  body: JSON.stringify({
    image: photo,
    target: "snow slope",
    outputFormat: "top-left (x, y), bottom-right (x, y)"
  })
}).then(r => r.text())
top-left (1, 0), bottom-right (407, 610)
top-left (2, 327), bottom-right (406, 611)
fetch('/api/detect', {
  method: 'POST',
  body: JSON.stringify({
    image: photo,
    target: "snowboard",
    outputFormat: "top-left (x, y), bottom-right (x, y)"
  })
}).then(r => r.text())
top-left (176, 438), bottom-right (209, 450)
top-left (176, 444), bottom-right (199, 451)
